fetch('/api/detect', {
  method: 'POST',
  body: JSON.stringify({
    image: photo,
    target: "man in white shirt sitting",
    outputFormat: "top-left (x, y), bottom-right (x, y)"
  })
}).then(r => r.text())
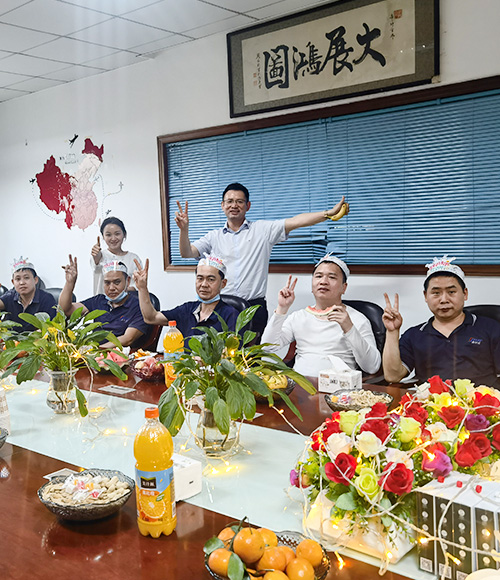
top-left (261, 255), bottom-right (381, 377)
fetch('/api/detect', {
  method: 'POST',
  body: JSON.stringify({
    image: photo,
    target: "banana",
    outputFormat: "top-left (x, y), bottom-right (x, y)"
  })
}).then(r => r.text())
top-left (326, 202), bottom-right (349, 222)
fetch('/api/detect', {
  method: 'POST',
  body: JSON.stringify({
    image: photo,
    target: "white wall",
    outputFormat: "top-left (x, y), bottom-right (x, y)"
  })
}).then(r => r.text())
top-left (1, 0), bottom-right (499, 333)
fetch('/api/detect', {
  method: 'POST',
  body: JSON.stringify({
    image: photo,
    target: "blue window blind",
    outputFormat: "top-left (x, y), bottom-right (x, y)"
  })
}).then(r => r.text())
top-left (165, 90), bottom-right (500, 266)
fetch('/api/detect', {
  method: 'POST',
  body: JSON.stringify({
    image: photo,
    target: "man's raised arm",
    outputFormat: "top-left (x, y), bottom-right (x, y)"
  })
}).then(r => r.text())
top-left (284, 196), bottom-right (348, 234)
top-left (175, 201), bottom-right (200, 259)
top-left (133, 259), bottom-right (168, 326)
top-left (381, 292), bottom-right (409, 383)
top-left (59, 255), bottom-right (87, 317)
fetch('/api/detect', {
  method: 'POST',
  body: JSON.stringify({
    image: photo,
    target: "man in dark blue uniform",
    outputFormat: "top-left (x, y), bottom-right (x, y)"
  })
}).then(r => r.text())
top-left (382, 256), bottom-right (500, 387)
top-left (133, 254), bottom-right (238, 349)
top-left (0, 257), bottom-right (56, 331)
top-left (59, 255), bottom-right (150, 348)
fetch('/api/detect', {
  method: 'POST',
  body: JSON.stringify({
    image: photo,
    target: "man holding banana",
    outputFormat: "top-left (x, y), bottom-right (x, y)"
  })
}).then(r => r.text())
top-left (175, 182), bottom-right (349, 337)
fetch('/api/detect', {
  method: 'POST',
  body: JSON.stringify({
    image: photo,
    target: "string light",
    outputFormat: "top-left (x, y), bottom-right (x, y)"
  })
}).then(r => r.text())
top-left (335, 552), bottom-right (345, 569)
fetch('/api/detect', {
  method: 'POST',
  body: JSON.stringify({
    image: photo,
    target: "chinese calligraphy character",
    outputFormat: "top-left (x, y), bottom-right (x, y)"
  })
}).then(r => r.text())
top-left (319, 26), bottom-right (354, 75)
top-left (292, 42), bottom-right (323, 79)
top-left (264, 45), bottom-right (289, 89)
top-left (353, 23), bottom-right (386, 66)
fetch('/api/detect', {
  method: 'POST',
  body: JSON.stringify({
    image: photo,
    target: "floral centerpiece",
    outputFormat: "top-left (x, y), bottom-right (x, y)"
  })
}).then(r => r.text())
top-left (0, 308), bottom-right (127, 415)
top-left (158, 307), bottom-right (315, 456)
top-left (291, 376), bottom-right (500, 563)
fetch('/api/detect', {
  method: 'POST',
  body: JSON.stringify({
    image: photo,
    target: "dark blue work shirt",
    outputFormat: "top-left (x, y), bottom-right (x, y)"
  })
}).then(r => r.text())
top-left (1, 288), bottom-right (56, 332)
top-left (81, 293), bottom-right (150, 338)
top-left (161, 300), bottom-right (239, 347)
top-left (400, 311), bottom-right (500, 387)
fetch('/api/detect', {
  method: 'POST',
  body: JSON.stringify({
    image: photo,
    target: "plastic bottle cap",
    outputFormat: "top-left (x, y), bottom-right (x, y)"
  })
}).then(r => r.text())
top-left (145, 407), bottom-right (159, 418)
top-left (168, 321), bottom-right (177, 327)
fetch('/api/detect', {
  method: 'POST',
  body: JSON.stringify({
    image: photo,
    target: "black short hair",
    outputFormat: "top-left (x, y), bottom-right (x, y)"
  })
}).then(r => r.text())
top-left (424, 272), bottom-right (466, 292)
top-left (14, 267), bottom-right (37, 278)
top-left (195, 265), bottom-right (225, 280)
top-left (222, 183), bottom-right (249, 202)
top-left (100, 217), bottom-right (127, 237)
top-left (312, 260), bottom-right (347, 284)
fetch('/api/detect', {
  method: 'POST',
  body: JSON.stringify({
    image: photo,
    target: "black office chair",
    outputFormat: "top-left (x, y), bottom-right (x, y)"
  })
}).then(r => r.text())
top-left (464, 305), bottom-right (500, 325)
top-left (0, 285), bottom-right (7, 297)
top-left (131, 292), bottom-right (162, 351)
top-left (36, 278), bottom-right (46, 290)
top-left (220, 294), bottom-right (253, 332)
top-left (45, 287), bottom-right (76, 303)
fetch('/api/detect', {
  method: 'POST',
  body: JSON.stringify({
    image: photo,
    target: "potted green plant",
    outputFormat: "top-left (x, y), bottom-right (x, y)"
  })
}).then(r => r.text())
top-left (158, 307), bottom-right (316, 457)
top-left (0, 307), bottom-right (127, 415)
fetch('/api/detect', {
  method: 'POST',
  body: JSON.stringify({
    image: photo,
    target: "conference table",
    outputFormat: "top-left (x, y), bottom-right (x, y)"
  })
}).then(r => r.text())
top-left (0, 370), bottom-right (426, 580)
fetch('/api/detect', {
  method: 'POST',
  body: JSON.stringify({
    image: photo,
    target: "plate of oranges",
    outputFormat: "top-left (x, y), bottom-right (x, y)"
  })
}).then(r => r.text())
top-left (204, 522), bottom-right (330, 580)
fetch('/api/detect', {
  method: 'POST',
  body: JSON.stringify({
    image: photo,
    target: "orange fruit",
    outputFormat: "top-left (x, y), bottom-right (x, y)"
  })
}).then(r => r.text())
top-left (217, 527), bottom-right (235, 546)
top-left (258, 527), bottom-right (278, 548)
top-left (233, 528), bottom-right (265, 564)
top-left (286, 557), bottom-right (315, 580)
top-left (263, 572), bottom-right (289, 580)
top-left (208, 548), bottom-right (232, 577)
top-left (277, 545), bottom-right (295, 566)
top-left (256, 546), bottom-right (287, 571)
top-left (296, 538), bottom-right (323, 567)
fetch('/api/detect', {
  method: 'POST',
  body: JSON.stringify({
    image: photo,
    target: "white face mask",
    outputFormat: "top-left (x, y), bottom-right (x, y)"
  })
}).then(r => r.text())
top-left (107, 290), bottom-right (128, 304)
top-left (197, 293), bottom-right (220, 304)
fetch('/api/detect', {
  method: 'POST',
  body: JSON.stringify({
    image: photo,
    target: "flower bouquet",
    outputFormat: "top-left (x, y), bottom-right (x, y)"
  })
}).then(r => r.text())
top-left (291, 376), bottom-right (500, 565)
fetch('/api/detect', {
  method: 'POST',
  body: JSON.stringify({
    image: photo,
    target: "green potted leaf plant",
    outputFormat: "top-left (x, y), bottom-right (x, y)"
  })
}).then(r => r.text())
top-left (0, 307), bottom-right (128, 415)
top-left (158, 306), bottom-right (316, 457)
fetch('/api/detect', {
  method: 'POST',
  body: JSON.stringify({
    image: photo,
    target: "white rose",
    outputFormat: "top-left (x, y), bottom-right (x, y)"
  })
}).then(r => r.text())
top-left (415, 382), bottom-right (431, 401)
top-left (385, 447), bottom-right (414, 470)
top-left (427, 422), bottom-right (458, 444)
top-left (326, 432), bottom-right (352, 461)
top-left (490, 460), bottom-right (500, 479)
top-left (355, 431), bottom-right (385, 457)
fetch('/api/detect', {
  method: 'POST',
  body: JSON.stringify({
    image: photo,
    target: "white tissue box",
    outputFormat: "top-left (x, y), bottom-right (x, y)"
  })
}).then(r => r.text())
top-left (318, 368), bottom-right (362, 393)
top-left (173, 453), bottom-right (202, 501)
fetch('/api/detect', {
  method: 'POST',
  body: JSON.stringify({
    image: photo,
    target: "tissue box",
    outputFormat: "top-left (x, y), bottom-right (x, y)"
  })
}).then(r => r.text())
top-left (318, 368), bottom-right (362, 393)
top-left (172, 453), bottom-right (202, 501)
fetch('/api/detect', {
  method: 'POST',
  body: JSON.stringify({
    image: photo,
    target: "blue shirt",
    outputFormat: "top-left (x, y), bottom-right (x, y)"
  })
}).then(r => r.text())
top-left (81, 293), bottom-right (150, 338)
top-left (399, 312), bottom-right (500, 387)
top-left (1, 288), bottom-right (56, 332)
top-left (161, 300), bottom-right (239, 347)
top-left (192, 219), bottom-right (287, 300)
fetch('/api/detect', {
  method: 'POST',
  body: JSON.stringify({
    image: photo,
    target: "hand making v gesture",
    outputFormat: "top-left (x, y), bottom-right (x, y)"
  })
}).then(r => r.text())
top-left (174, 200), bottom-right (189, 231)
top-left (382, 292), bottom-right (403, 332)
top-left (132, 258), bottom-right (149, 291)
top-left (276, 275), bottom-right (297, 315)
top-left (62, 254), bottom-right (78, 286)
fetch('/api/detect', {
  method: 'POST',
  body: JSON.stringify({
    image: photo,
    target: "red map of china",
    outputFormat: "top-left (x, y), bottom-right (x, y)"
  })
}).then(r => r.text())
top-left (36, 139), bottom-right (103, 230)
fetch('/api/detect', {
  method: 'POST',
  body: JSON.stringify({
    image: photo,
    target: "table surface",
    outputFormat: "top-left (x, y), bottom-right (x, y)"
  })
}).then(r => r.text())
top-left (0, 369), bottom-right (414, 580)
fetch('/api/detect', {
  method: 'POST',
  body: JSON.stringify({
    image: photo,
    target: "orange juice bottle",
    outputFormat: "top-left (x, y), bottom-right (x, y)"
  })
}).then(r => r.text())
top-left (134, 407), bottom-right (176, 538)
top-left (163, 320), bottom-right (184, 354)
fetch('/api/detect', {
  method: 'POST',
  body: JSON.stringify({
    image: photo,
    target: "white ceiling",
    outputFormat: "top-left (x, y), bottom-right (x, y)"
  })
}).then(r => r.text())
top-left (0, 0), bottom-right (330, 103)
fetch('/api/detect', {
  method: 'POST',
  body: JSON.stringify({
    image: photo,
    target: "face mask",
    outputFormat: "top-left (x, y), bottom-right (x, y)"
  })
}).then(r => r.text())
top-left (197, 293), bottom-right (220, 304)
top-left (107, 290), bottom-right (128, 304)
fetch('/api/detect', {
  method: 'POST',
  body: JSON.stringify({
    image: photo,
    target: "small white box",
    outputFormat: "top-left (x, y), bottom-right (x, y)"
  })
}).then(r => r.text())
top-left (172, 453), bottom-right (202, 501)
top-left (318, 368), bottom-right (362, 393)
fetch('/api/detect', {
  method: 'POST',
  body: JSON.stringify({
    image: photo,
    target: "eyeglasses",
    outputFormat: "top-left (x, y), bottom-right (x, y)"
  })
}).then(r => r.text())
top-left (223, 198), bottom-right (247, 206)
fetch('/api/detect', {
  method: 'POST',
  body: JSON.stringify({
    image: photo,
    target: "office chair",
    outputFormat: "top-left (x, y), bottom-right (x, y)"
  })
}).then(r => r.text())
top-left (131, 292), bottom-right (162, 351)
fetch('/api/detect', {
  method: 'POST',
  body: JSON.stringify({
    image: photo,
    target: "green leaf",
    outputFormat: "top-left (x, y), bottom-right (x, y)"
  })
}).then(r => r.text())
top-left (205, 386), bottom-right (219, 410)
top-left (68, 306), bottom-right (84, 325)
top-left (0, 346), bottom-right (28, 369)
top-left (219, 358), bottom-right (236, 376)
top-left (75, 387), bottom-right (88, 417)
top-left (235, 305), bottom-right (259, 335)
top-left (240, 388), bottom-right (256, 421)
top-left (213, 310), bottom-right (229, 333)
top-left (228, 552), bottom-right (245, 580)
top-left (17, 312), bottom-right (45, 330)
top-left (203, 536), bottom-right (224, 555)
top-left (84, 355), bottom-right (101, 372)
top-left (83, 309), bottom-right (107, 323)
top-left (281, 369), bottom-right (316, 395)
top-left (104, 359), bottom-right (128, 380)
top-left (275, 390), bottom-right (303, 421)
top-left (105, 332), bottom-right (123, 349)
top-left (158, 388), bottom-right (185, 436)
top-left (243, 373), bottom-right (270, 397)
top-left (335, 491), bottom-right (358, 511)
top-left (187, 336), bottom-right (202, 355)
top-left (16, 354), bottom-right (42, 383)
top-left (213, 399), bottom-right (230, 434)
top-left (242, 330), bottom-right (256, 346)
top-left (184, 380), bottom-right (199, 400)
top-left (226, 383), bottom-right (244, 420)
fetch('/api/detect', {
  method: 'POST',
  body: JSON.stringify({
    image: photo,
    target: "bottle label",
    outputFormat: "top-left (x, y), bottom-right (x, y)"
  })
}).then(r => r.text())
top-left (135, 466), bottom-right (175, 523)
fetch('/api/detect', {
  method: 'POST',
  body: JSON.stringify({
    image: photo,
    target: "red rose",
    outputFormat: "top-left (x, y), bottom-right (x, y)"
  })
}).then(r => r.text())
top-left (492, 424), bottom-right (500, 451)
top-left (468, 433), bottom-right (492, 458)
top-left (324, 453), bottom-right (357, 484)
top-left (379, 462), bottom-right (414, 496)
top-left (360, 418), bottom-right (390, 443)
top-left (400, 392), bottom-right (416, 406)
top-left (474, 393), bottom-right (500, 417)
top-left (311, 418), bottom-right (341, 451)
top-left (455, 440), bottom-right (482, 467)
top-left (404, 403), bottom-right (429, 426)
top-left (366, 402), bottom-right (388, 419)
top-left (428, 376), bottom-right (451, 394)
top-left (427, 442), bottom-right (447, 455)
top-left (438, 405), bottom-right (466, 429)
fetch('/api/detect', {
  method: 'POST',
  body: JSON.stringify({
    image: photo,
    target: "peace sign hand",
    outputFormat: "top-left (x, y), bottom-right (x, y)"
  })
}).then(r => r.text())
top-left (132, 258), bottom-right (149, 290)
top-left (382, 292), bottom-right (403, 332)
top-left (62, 254), bottom-right (78, 285)
top-left (276, 275), bottom-right (297, 314)
top-left (174, 201), bottom-right (189, 231)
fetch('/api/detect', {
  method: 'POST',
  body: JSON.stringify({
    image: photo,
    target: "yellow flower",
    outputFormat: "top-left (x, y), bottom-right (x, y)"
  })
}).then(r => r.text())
top-left (431, 393), bottom-right (452, 410)
top-left (454, 379), bottom-right (474, 397)
top-left (354, 467), bottom-right (380, 500)
top-left (339, 410), bottom-right (360, 436)
top-left (399, 416), bottom-right (421, 443)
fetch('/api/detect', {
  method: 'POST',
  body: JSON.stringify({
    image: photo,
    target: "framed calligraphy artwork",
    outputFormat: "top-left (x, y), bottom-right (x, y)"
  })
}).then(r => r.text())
top-left (227, 0), bottom-right (439, 117)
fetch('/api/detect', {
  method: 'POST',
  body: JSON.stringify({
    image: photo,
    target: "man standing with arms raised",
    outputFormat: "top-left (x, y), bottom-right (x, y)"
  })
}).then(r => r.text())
top-left (175, 182), bottom-right (348, 337)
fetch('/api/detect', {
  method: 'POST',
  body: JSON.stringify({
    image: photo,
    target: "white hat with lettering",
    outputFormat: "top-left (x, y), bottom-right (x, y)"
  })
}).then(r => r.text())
top-left (12, 256), bottom-right (35, 275)
top-left (425, 255), bottom-right (465, 282)
top-left (314, 253), bottom-right (350, 279)
top-left (102, 260), bottom-right (128, 275)
top-left (198, 253), bottom-right (227, 277)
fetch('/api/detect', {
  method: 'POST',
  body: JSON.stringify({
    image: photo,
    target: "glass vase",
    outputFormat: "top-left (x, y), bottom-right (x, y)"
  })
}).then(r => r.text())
top-left (195, 407), bottom-right (240, 458)
top-left (46, 370), bottom-right (77, 414)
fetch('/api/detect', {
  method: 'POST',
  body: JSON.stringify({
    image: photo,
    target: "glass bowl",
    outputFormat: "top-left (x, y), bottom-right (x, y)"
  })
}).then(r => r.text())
top-left (325, 388), bottom-right (393, 412)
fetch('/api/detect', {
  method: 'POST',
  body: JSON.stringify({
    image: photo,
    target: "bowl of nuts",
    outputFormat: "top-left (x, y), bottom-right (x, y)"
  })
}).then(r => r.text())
top-left (38, 468), bottom-right (134, 521)
top-left (325, 388), bottom-right (393, 412)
